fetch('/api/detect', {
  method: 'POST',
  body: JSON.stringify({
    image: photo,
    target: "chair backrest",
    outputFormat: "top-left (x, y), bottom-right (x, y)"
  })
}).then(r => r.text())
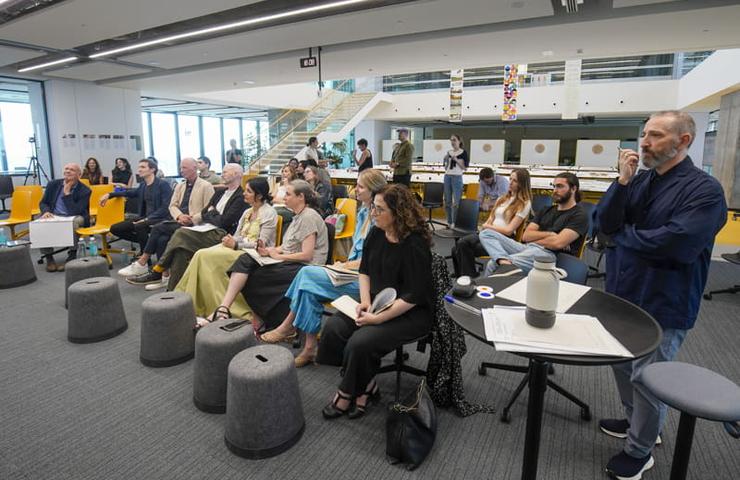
top-left (79, 178), bottom-right (91, 187)
top-left (275, 214), bottom-right (284, 246)
top-left (332, 184), bottom-right (348, 200)
top-left (0, 175), bottom-right (14, 196)
top-left (422, 182), bottom-right (444, 205)
top-left (8, 189), bottom-right (33, 220)
top-left (556, 253), bottom-right (588, 286)
top-left (15, 185), bottom-right (43, 213)
top-left (89, 184), bottom-right (115, 213)
top-left (325, 221), bottom-right (336, 264)
top-left (95, 197), bottom-right (125, 228)
top-left (454, 199), bottom-right (480, 232)
top-left (531, 194), bottom-right (552, 216)
top-left (514, 220), bottom-right (527, 242)
top-left (334, 197), bottom-right (357, 235)
top-left (575, 201), bottom-right (596, 258)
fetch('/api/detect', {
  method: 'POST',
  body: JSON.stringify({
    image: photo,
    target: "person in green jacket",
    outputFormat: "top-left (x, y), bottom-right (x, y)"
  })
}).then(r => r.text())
top-left (389, 128), bottom-right (414, 187)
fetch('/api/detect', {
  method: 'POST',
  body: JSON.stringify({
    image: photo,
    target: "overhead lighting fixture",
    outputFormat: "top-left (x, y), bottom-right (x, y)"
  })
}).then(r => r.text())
top-left (242, 80), bottom-right (255, 84)
top-left (18, 56), bottom-right (78, 73)
top-left (90, 0), bottom-right (369, 59)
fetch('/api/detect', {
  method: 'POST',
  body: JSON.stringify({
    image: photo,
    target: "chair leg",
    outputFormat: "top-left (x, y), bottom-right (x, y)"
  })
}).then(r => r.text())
top-left (394, 346), bottom-right (403, 402)
top-left (703, 285), bottom-right (740, 300)
top-left (547, 379), bottom-right (591, 420)
top-left (500, 373), bottom-right (530, 423)
top-left (670, 413), bottom-right (696, 480)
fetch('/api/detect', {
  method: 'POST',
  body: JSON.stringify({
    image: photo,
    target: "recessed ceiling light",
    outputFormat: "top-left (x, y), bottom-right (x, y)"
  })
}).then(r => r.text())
top-left (542, 50), bottom-right (554, 57)
top-left (18, 56), bottom-right (78, 73)
top-left (510, 1), bottom-right (525, 8)
top-left (148, 61), bottom-right (160, 66)
top-left (89, 0), bottom-right (370, 59)
top-left (242, 80), bottom-right (255, 84)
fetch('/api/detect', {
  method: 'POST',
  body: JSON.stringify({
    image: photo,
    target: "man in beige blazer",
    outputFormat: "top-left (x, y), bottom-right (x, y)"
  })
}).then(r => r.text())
top-left (118, 157), bottom-right (214, 283)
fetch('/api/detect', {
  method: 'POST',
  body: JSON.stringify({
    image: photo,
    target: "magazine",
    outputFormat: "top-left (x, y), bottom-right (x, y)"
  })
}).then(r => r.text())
top-left (241, 248), bottom-right (283, 266)
top-left (331, 287), bottom-right (397, 321)
top-left (323, 264), bottom-right (359, 286)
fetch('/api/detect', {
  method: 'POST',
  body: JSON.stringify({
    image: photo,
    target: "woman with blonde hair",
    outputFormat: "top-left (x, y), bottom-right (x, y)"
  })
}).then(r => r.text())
top-left (261, 169), bottom-right (387, 367)
top-left (452, 168), bottom-right (532, 277)
top-left (274, 164), bottom-right (297, 203)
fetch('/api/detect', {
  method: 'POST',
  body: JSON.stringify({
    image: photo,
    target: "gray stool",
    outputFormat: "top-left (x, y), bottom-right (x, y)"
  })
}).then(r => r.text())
top-left (0, 245), bottom-right (36, 289)
top-left (641, 362), bottom-right (740, 480)
top-left (140, 291), bottom-right (196, 367)
top-left (193, 319), bottom-right (256, 413)
top-left (224, 345), bottom-right (304, 459)
top-left (67, 277), bottom-right (127, 343)
top-left (64, 256), bottom-right (109, 308)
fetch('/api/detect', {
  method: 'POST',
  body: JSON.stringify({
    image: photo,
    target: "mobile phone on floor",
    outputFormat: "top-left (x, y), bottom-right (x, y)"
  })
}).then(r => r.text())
top-left (220, 320), bottom-right (249, 332)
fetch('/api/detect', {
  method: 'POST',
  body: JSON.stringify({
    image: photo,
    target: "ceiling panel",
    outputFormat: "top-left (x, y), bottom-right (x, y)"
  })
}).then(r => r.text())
top-left (120, 0), bottom-right (553, 68)
top-left (45, 62), bottom-right (151, 81)
top-left (613, 0), bottom-right (678, 7)
top-left (0, 0), bottom-right (263, 49)
top-left (0, 45), bottom-right (43, 67)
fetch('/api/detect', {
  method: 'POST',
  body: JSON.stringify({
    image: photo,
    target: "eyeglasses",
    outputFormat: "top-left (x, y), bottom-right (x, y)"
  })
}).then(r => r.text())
top-left (370, 203), bottom-right (387, 215)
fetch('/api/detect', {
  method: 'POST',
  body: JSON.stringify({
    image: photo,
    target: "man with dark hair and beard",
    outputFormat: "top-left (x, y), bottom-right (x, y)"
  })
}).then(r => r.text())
top-left (597, 111), bottom-right (727, 480)
top-left (478, 171), bottom-right (589, 275)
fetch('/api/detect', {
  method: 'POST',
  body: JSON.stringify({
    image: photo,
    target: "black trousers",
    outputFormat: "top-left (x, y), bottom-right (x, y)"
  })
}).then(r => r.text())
top-left (143, 221), bottom-right (181, 258)
top-left (316, 311), bottom-right (430, 398)
top-left (110, 219), bottom-right (152, 252)
top-left (392, 173), bottom-right (411, 187)
top-left (452, 233), bottom-right (488, 277)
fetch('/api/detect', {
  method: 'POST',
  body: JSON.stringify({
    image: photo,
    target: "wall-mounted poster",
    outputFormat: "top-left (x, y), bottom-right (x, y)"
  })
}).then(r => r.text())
top-left (82, 134), bottom-right (96, 151)
top-left (502, 64), bottom-right (518, 121)
top-left (449, 69), bottom-right (464, 122)
top-left (470, 140), bottom-right (506, 164)
top-left (576, 140), bottom-right (620, 167)
top-left (423, 139), bottom-right (449, 164)
top-left (520, 139), bottom-right (560, 166)
top-left (381, 139), bottom-right (401, 163)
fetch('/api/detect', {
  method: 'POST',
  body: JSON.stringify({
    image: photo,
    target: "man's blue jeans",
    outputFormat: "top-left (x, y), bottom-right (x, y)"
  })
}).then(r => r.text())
top-left (478, 229), bottom-right (555, 275)
top-left (612, 327), bottom-right (688, 458)
top-left (443, 174), bottom-right (464, 225)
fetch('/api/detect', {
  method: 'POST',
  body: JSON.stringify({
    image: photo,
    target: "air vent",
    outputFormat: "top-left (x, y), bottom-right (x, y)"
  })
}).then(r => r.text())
top-left (561, 0), bottom-right (584, 13)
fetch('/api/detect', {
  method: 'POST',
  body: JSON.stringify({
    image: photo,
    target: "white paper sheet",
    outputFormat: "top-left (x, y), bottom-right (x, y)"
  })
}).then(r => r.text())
top-left (495, 277), bottom-right (590, 313)
top-left (183, 224), bottom-right (218, 232)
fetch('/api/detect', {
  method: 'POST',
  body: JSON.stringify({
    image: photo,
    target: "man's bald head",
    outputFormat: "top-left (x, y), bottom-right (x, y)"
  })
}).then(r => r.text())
top-left (63, 163), bottom-right (82, 182)
top-left (180, 157), bottom-right (198, 181)
top-left (221, 163), bottom-right (244, 186)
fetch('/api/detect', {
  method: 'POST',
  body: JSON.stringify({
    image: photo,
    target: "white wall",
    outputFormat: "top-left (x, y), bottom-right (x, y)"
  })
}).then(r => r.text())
top-left (45, 79), bottom-right (143, 178)
top-left (368, 80), bottom-right (679, 121)
top-left (678, 49), bottom-right (740, 110)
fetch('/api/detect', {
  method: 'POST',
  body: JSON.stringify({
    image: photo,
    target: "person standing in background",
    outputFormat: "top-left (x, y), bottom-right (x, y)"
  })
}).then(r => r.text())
top-left (389, 128), bottom-right (414, 187)
top-left (442, 134), bottom-right (469, 227)
top-left (225, 139), bottom-right (243, 165)
top-left (353, 138), bottom-right (373, 172)
top-left (295, 137), bottom-right (320, 162)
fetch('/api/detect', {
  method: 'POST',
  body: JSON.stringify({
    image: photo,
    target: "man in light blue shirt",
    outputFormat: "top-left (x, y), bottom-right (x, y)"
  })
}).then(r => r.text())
top-left (477, 167), bottom-right (509, 212)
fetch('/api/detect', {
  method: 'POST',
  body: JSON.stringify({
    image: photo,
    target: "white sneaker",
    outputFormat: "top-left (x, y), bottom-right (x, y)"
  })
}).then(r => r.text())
top-left (118, 261), bottom-right (148, 277)
top-left (145, 275), bottom-right (169, 291)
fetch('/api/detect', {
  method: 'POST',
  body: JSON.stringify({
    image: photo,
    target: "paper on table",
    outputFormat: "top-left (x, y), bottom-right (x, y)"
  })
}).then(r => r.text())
top-left (183, 224), bottom-right (218, 232)
top-left (495, 277), bottom-right (590, 313)
top-left (482, 306), bottom-right (633, 357)
top-left (34, 215), bottom-right (76, 222)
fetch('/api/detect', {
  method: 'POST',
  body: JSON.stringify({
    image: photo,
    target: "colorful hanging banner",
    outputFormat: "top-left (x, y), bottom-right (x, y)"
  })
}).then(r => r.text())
top-left (502, 64), bottom-right (518, 121)
top-left (449, 69), bottom-right (464, 122)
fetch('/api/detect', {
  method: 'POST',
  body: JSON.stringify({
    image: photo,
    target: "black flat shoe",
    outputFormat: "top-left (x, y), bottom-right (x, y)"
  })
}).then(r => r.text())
top-left (348, 383), bottom-right (380, 420)
top-left (322, 391), bottom-right (352, 420)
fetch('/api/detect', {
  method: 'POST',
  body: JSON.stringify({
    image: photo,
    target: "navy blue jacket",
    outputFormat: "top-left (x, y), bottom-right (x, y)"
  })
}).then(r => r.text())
top-left (39, 179), bottom-right (92, 227)
top-left (597, 157), bottom-right (727, 330)
top-left (109, 176), bottom-right (172, 223)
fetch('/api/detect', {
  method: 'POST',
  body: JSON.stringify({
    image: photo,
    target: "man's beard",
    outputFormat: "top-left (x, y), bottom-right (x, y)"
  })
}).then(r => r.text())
top-left (553, 189), bottom-right (572, 204)
top-left (641, 143), bottom-right (678, 169)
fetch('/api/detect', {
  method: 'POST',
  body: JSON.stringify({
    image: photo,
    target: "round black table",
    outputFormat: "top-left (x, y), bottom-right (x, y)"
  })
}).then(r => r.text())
top-left (445, 267), bottom-right (662, 480)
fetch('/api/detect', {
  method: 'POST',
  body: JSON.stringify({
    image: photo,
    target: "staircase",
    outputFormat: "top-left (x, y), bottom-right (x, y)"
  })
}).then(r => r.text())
top-left (248, 88), bottom-right (392, 174)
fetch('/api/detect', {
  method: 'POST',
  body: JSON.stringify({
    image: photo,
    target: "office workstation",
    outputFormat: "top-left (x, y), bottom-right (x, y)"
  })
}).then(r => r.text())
top-left (1, 1), bottom-right (739, 480)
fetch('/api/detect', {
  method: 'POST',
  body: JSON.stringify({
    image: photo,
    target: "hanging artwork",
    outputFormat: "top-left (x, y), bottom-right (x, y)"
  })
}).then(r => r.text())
top-left (502, 64), bottom-right (518, 121)
top-left (449, 68), bottom-right (464, 122)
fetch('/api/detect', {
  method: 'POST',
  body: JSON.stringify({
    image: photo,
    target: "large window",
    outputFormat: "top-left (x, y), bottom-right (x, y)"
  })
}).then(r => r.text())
top-left (260, 120), bottom-right (270, 152)
top-left (150, 113), bottom-right (178, 176)
top-left (202, 117), bottom-right (223, 171)
top-left (141, 112), bottom-right (152, 157)
top-left (0, 102), bottom-right (34, 171)
top-left (223, 119), bottom-right (241, 164)
top-left (177, 115), bottom-right (200, 159)
top-left (242, 120), bottom-right (258, 163)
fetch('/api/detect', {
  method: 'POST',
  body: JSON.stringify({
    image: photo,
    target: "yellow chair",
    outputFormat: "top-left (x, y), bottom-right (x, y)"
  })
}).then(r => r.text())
top-left (75, 197), bottom-right (126, 266)
top-left (88, 184), bottom-right (115, 217)
top-left (275, 214), bottom-right (284, 247)
top-left (241, 173), bottom-right (260, 190)
top-left (332, 198), bottom-right (357, 262)
top-left (79, 178), bottom-right (91, 187)
top-left (14, 185), bottom-right (43, 216)
top-left (0, 190), bottom-right (33, 239)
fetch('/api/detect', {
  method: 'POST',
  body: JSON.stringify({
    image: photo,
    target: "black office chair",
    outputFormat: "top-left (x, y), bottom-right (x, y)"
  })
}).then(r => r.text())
top-left (421, 182), bottom-right (446, 230)
top-left (332, 184), bottom-right (348, 200)
top-left (703, 250), bottom-right (740, 300)
top-left (531, 194), bottom-right (552, 216)
top-left (0, 175), bottom-right (13, 214)
top-left (434, 199), bottom-right (480, 241)
top-left (479, 254), bottom-right (593, 423)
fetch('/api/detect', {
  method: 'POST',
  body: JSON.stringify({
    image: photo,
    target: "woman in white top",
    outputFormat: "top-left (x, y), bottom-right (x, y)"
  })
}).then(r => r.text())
top-left (274, 164), bottom-right (297, 203)
top-left (451, 168), bottom-right (532, 277)
top-left (442, 134), bottom-right (470, 227)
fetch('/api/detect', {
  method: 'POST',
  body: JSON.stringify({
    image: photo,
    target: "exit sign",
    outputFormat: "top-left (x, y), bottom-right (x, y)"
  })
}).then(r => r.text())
top-left (300, 56), bottom-right (318, 68)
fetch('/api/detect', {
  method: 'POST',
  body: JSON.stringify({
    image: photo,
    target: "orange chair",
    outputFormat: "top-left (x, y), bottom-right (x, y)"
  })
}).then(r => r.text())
top-left (75, 197), bottom-right (126, 266)
top-left (332, 198), bottom-right (357, 262)
top-left (14, 185), bottom-right (43, 216)
top-left (88, 184), bottom-right (115, 217)
top-left (0, 190), bottom-right (33, 239)
top-left (275, 215), bottom-right (284, 247)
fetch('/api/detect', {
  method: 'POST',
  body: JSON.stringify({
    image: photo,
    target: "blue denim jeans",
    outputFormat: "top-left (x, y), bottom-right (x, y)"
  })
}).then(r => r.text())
top-left (612, 327), bottom-right (688, 458)
top-left (478, 229), bottom-right (555, 275)
top-left (443, 174), bottom-right (464, 225)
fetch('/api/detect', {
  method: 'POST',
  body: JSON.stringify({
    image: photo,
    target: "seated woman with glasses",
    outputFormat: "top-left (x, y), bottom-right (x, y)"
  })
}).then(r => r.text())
top-left (452, 168), bottom-right (532, 278)
top-left (178, 177), bottom-right (278, 322)
top-left (317, 184), bottom-right (433, 420)
top-left (261, 169), bottom-right (387, 367)
top-left (202, 180), bottom-right (329, 333)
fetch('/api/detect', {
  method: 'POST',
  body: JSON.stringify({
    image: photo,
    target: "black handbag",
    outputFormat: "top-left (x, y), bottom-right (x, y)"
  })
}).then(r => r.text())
top-left (385, 378), bottom-right (437, 470)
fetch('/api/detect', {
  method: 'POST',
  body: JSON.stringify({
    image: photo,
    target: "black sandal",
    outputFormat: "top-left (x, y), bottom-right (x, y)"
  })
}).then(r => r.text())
top-left (348, 383), bottom-right (380, 420)
top-left (322, 391), bottom-right (352, 420)
top-left (194, 305), bottom-right (231, 331)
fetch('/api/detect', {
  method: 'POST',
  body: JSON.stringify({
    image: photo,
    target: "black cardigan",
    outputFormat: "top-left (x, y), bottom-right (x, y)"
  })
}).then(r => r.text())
top-left (199, 187), bottom-right (249, 235)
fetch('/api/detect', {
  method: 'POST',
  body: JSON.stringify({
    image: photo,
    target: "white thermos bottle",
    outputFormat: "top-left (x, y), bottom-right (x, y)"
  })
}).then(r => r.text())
top-left (525, 256), bottom-right (567, 328)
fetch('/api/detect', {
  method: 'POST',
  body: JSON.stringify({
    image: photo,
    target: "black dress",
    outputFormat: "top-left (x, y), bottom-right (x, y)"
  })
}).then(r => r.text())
top-left (111, 169), bottom-right (132, 185)
top-left (357, 150), bottom-right (373, 172)
top-left (316, 227), bottom-right (433, 397)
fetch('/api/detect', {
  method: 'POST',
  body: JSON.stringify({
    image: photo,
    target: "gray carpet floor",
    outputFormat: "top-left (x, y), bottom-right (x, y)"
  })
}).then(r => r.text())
top-left (1, 241), bottom-right (738, 480)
